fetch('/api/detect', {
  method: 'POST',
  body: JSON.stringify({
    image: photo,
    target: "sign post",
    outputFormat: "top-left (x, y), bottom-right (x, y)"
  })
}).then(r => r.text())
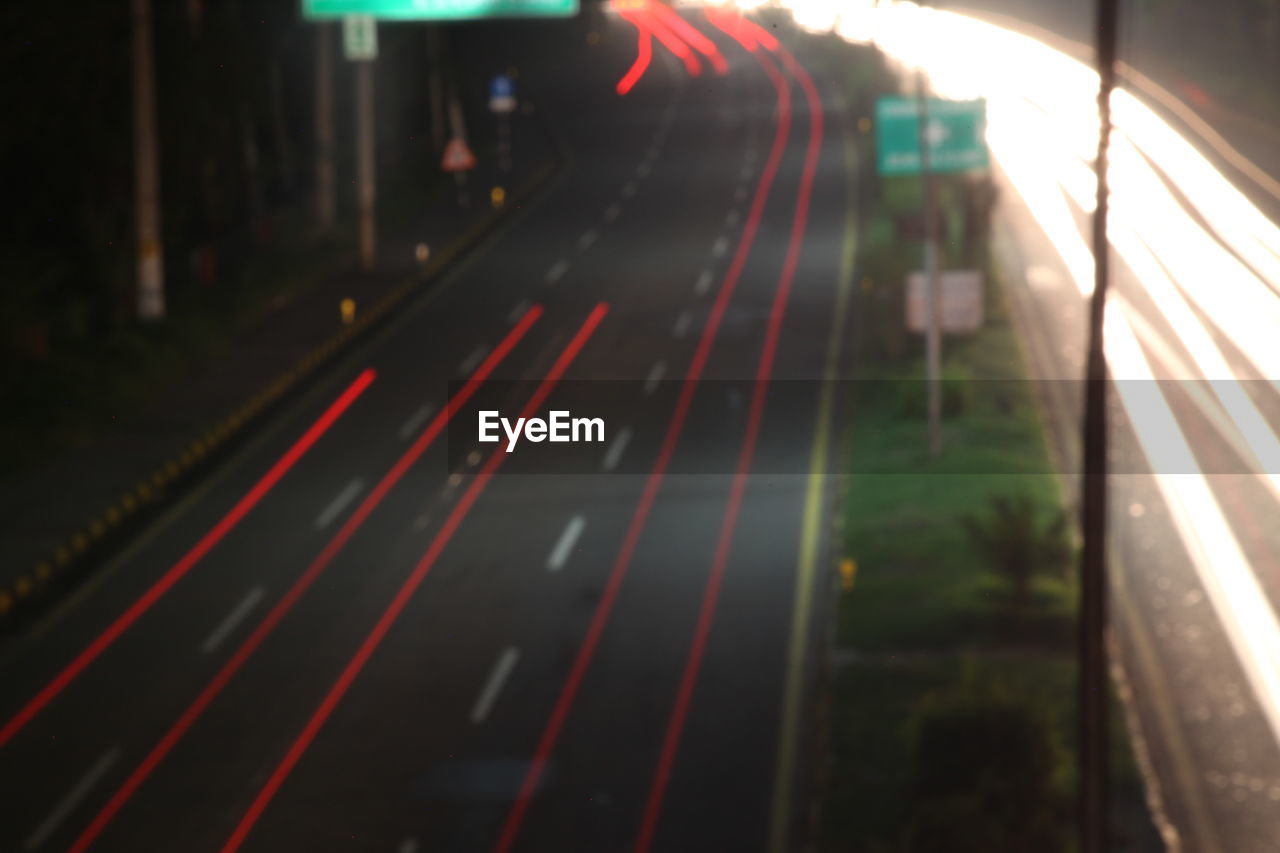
top-left (427, 28), bottom-right (446, 154)
top-left (876, 93), bottom-right (988, 456)
top-left (314, 23), bottom-right (336, 231)
top-left (344, 15), bottom-right (378, 269)
top-left (916, 78), bottom-right (943, 457)
top-left (490, 74), bottom-right (517, 172)
top-left (132, 0), bottom-right (165, 320)
top-left (444, 87), bottom-right (475, 207)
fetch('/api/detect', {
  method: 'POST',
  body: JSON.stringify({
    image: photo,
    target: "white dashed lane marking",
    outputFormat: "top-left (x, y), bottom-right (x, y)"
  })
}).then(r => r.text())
top-left (471, 647), bottom-right (520, 724)
top-left (603, 427), bottom-right (633, 472)
top-left (200, 586), bottom-right (266, 654)
top-left (23, 748), bottom-right (123, 851)
top-left (545, 259), bottom-right (570, 283)
top-left (673, 310), bottom-right (693, 338)
top-left (507, 298), bottom-right (532, 324)
top-left (644, 360), bottom-right (667, 394)
top-left (315, 479), bottom-right (365, 530)
top-left (547, 515), bottom-right (587, 572)
top-left (694, 269), bottom-right (714, 296)
top-left (397, 403), bottom-right (436, 440)
top-left (459, 344), bottom-right (489, 375)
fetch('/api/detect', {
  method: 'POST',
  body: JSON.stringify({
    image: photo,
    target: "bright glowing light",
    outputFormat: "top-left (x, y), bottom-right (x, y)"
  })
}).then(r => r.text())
top-left (780, 0), bottom-right (840, 33)
top-left (1113, 90), bottom-right (1280, 295)
top-left (834, 0), bottom-right (878, 44)
top-left (1106, 311), bottom-right (1280, 748)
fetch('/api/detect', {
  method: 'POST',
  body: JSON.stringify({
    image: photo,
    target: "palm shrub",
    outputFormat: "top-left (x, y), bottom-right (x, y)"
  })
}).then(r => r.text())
top-left (961, 494), bottom-right (1071, 607)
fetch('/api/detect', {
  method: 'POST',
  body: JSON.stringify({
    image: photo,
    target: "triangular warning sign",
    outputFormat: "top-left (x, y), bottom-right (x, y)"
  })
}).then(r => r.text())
top-left (442, 138), bottom-right (477, 173)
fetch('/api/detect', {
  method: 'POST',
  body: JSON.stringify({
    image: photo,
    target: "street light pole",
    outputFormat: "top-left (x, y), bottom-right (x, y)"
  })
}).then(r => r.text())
top-left (314, 23), bottom-right (336, 232)
top-left (427, 27), bottom-right (447, 155)
top-left (915, 69), bottom-right (943, 457)
top-left (448, 81), bottom-right (471, 208)
top-left (131, 0), bottom-right (164, 320)
top-left (1080, 0), bottom-right (1119, 848)
top-left (355, 58), bottom-right (377, 270)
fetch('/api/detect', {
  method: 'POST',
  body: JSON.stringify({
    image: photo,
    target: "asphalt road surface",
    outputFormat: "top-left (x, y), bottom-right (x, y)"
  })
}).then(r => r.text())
top-left (0, 11), bottom-right (848, 853)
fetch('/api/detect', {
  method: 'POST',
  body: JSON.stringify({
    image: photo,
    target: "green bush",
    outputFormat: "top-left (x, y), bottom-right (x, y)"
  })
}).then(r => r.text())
top-left (904, 673), bottom-right (1069, 853)
top-left (961, 493), bottom-right (1072, 607)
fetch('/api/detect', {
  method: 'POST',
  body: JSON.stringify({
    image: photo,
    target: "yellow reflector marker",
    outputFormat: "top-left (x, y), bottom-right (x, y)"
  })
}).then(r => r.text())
top-left (840, 557), bottom-right (857, 591)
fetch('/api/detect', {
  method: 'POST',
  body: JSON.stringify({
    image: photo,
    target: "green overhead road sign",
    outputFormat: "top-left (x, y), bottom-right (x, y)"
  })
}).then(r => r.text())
top-left (875, 96), bottom-right (988, 176)
top-left (303, 0), bottom-right (578, 20)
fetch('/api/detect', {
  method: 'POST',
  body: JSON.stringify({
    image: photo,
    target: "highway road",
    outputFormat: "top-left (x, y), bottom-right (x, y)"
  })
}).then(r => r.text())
top-left (0, 8), bottom-right (849, 853)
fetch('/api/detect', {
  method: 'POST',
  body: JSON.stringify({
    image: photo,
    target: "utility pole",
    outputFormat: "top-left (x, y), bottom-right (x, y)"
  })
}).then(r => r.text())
top-left (339, 14), bottom-right (377, 269)
top-left (314, 23), bottom-right (336, 232)
top-left (915, 69), bottom-right (943, 457)
top-left (355, 57), bottom-right (377, 269)
top-left (1080, 0), bottom-right (1119, 849)
top-left (427, 28), bottom-right (447, 155)
top-left (497, 109), bottom-right (513, 173)
top-left (448, 82), bottom-right (471, 207)
top-left (131, 0), bottom-right (164, 320)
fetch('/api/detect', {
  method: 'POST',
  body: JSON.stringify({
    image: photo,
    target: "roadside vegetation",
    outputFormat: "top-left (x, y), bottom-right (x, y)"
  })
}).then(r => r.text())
top-left (0, 4), bottom-right (477, 474)
top-left (813, 39), bottom-right (1159, 852)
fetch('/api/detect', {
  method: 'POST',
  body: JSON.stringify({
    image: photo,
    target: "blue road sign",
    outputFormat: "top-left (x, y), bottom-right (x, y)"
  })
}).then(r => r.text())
top-left (490, 75), bottom-right (515, 99)
top-left (490, 74), bottom-right (517, 114)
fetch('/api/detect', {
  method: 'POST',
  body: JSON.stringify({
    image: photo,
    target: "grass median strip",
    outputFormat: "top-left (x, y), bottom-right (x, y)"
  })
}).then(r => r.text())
top-left (815, 40), bottom-right (1155, 849)
top-left (821, 254), bottom-right (1164, 848)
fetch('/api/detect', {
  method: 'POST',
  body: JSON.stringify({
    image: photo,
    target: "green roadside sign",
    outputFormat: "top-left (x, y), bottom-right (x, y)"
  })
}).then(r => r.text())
top-left (342, 15), bottom-right (377, 59)
top-left (303, 0), bottom-right (578, 19)
top-left (875, 96), bottom-right (988, 176)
